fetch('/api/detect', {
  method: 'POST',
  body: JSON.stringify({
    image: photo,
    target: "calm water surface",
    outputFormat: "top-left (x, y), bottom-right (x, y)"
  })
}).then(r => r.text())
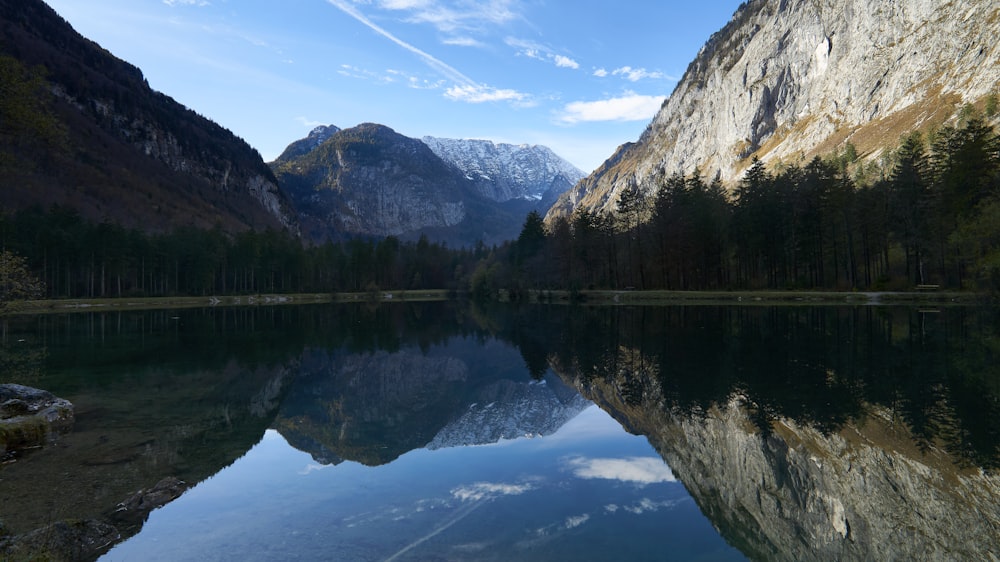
top-left (1, 302), bottom-right (999, 561)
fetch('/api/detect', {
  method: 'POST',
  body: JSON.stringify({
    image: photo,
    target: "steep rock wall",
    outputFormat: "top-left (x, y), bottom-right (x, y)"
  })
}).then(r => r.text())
top-left (548, 0), bottom-right (1000, 222)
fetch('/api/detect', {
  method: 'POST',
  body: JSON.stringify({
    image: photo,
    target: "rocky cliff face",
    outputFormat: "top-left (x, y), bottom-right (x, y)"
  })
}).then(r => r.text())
top-left (555, 356), bottom-right (1000, 561)
top-left (547, 0), bottom-right (1000, 222)
top-left (0, 0), bottom-right (297, 234)
top-left (421, 137), bottom-right (584, 209)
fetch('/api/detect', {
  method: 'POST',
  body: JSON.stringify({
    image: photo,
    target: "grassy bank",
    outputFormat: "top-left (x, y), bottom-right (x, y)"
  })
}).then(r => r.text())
top-left (9, 290), bottom-right (453, 315)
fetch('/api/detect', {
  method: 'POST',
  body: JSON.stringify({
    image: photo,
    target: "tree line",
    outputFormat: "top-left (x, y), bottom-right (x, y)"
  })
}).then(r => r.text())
top-left (0, 205), bottom-right (489, 299)
top-left (484, 113), bottom-right (1000, 295)
top-left (2, 113), bottom-right (998, 302)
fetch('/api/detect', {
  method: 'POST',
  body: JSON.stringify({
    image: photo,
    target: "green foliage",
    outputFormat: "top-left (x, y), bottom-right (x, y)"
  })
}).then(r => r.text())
top-left (0, 249), bottom-right (45, 313)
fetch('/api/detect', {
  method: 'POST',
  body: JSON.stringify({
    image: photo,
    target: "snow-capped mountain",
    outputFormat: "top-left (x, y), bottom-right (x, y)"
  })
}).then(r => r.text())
top-left (422, 136), bottom-right (585, 207)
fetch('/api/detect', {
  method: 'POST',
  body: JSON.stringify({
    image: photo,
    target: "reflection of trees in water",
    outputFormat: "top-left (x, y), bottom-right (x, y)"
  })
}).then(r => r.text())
top-left (0, 320), bottom-right (46, 387)
top-left (537, 305), bottom-right (1000, 471)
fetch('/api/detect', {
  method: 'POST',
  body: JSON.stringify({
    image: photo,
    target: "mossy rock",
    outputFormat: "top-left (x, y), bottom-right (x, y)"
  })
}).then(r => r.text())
top-left (0, 384), bottom-right (74, 454)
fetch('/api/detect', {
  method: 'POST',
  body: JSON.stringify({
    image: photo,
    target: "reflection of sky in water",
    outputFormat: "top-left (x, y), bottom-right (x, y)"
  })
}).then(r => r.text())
top-left (101, 406), bottom-right (744, 562)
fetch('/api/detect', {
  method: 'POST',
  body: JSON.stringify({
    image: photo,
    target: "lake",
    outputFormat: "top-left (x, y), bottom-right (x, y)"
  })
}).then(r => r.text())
top-left (2, 302), bottom-right (999, 561)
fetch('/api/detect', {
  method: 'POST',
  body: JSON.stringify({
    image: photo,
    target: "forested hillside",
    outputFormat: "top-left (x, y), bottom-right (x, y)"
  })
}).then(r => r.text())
top-left (4, 114), bottom-right (997, 301)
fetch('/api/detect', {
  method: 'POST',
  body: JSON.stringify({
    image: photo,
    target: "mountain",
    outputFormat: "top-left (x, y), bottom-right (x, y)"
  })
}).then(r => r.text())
top-left (421, 136), bottom-right (585, 209)
top-left (273, 125), bottom-right (341, 163)
top-left (547, 0), bottom-right (1000, 222)
top-left (270, 124), bottom-right (568, 245)
top-left (0, 0), bottom-right (296, 234)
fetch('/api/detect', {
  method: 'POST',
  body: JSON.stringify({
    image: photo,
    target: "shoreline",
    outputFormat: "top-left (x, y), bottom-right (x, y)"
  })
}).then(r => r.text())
top-left (4, 288), bottom-right (986, 315)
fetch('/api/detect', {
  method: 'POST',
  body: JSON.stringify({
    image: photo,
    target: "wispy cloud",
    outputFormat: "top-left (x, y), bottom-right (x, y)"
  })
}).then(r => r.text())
top-left (376, 0), bottom-right (520, 34)
top-left (623, 498), bottom-right (682, 514)
top-left (557, 92), bottom-right (666, 124)
top-left (564, 514), bottom-right (590, 529)
top-left (452, 482), bottom-right (533, 502)
top-left (612, 66), bottom-right (670, 82)
top-left (327, 0), bottom-right (476, 87)
top-left (163, 0), bottom-right (209, 6)
top-left (329, 1), bottom-right (527, 104)
top-left (296, 116), bottom-right (326, 129)
top-left (593, 66), bottom-right (673, 82)
top-left (442, 36), bottom-right (485, 48)
top-left (506, 37), bottom-right (579, 70)
top-left (566, 456), bottom-right (676, 485)
top-left (445, 84), bottom-right (529, 104)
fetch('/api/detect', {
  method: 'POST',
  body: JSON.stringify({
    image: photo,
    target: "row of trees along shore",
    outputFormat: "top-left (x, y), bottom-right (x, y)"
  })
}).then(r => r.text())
top-left (1, 113), bottom-right (998, 302)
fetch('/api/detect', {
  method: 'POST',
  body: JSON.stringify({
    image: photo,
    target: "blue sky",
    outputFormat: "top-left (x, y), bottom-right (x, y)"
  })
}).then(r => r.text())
top-left (45, 0), bottom-right (743, 173)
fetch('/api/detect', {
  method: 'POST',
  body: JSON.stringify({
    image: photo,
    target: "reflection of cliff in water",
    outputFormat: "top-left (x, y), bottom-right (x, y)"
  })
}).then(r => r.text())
top-left (548, 306), bottom-right (1000, 561)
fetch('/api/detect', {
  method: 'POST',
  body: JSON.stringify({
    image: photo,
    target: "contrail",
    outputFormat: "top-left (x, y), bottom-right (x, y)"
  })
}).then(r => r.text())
top-left (325, 0), bottom-right (477, 88)
top-left (382, 499), bottom-right (485, 562)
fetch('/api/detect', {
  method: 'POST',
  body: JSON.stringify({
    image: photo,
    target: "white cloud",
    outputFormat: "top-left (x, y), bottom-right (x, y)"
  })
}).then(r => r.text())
top-left (554, 55), bottom-right (580, 69)
top-left (611, 66), bottom-right (667, 82)
top-left (558, 93), bottom-right (666, 124)
top-left (442, 36), bottom-right (485, 48)
top-left (593, 68), bottom-right (608, 77)
top-left (566, 456), bottom-right (676, 485)
top-left (295, 116), bottom-right (326, 128)
top-left (327, 0), bottom-right (477, 87)
top-left (452, 482), bottom-right (533, 502)
top-left (163, 0), bottom-right (209, 6)
top-left (564, 514), bottom-right (590, 529)
top-left (376, 0), bottom-right (519, 34)
top-left (298, 463), bottom-right (330, 475)
top-left (445, 84), bottom-right (528, 104)
top-left (622, 498), bottom-right (682, 514)
top-left (506, 37), bottom-right (579, 70)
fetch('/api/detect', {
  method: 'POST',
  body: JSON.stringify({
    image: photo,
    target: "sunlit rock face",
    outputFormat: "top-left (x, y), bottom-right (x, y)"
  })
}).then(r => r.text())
top-left (554, 353), bottom-right (1000, 561)
top-left (547, 0), bottom-right (1000, 222)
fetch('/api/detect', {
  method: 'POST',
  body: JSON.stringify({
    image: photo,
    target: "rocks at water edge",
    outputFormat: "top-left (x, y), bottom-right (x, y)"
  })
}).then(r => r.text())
top-left (0, 383), bottom-right (74, 455)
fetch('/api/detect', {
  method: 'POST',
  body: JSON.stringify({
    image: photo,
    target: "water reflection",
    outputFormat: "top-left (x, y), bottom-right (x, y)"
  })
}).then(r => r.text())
top-left (1, 303), bottom-right (999, 560)
top-left (544, 305), bottom-right (1000, 561)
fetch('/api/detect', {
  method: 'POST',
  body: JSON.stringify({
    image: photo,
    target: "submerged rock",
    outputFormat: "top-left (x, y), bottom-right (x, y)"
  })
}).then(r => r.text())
top-left (0, 519), bottom-right (119, 562)
top-left (0, 383), bottom-right (74, 455)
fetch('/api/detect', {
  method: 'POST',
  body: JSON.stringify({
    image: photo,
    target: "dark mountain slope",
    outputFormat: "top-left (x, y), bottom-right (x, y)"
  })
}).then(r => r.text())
top-left (0, 0), bottom-right (296, 234)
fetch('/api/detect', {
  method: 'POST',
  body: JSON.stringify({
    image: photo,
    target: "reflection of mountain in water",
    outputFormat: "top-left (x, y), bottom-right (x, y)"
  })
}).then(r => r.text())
top-left (274, 338), bottom-right (590, 465)
top-left (427, 375), bottom-right (590, 449)
top-left (547, 306), bottom-right (1000, 561)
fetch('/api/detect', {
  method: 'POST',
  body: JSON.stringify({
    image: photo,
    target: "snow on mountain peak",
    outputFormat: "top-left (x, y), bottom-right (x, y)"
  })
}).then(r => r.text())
top-left (422, 136), bottom-right (585, 203)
